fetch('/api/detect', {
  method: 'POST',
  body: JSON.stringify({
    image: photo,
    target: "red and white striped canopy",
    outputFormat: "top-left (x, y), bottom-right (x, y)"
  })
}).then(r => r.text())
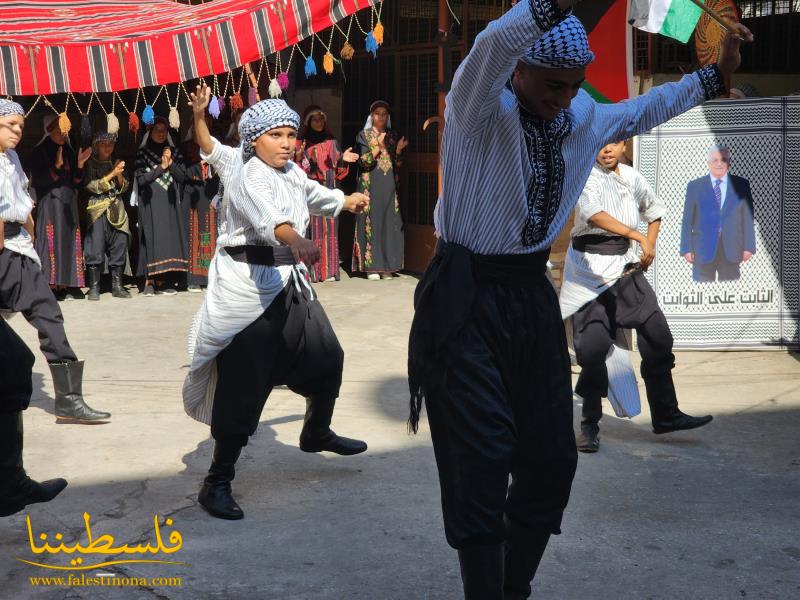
top-left (0, 0), bottom-right (378, 96)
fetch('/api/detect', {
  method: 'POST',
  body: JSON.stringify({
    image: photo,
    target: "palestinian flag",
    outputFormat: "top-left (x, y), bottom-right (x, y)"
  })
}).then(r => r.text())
top-left (628, 0), bottom-right (704, 43)
top-left (574, 0), bottom-right (632, 104)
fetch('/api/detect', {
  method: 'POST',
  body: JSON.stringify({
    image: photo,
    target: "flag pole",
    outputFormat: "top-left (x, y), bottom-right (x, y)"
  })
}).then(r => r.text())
top-left (685, 0), bottom-right (732, 33)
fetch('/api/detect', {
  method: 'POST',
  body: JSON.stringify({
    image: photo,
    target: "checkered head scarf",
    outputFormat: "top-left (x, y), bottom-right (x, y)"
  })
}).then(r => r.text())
top-left (238, 99), bottom-right (300, 162)
top-left (0, 99), bottom-right (25, 118)
top-left (521, 16), bottom-right (594, 69)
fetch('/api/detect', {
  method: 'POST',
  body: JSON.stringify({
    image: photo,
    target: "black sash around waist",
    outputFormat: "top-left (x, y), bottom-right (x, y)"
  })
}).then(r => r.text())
top-left (224, 245), bottom-right (296, 266)
top-left (572, 234), bottom-right (629, 255)
top-left (434, 240), bottom-right (549, 286)
top-left (3, 222), bottom-right (22, 237)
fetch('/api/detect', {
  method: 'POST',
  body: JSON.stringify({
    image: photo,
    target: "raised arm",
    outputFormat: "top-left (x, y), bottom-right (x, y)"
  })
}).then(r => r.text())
top-left (446, 0), bottom-right (568, 134)
top-left (189, 84), bottom-right (214, 156)
top-left (302, 168), bottom-right (345, 218)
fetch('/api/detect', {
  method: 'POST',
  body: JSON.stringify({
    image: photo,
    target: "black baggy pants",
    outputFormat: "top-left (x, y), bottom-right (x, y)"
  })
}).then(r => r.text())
top-left (210, 281), bottom-right (344, 446)
top-left (0, 249), bottom-right (77, 363)
top-left (84, 215), bottom-right (128, 268)
top-left (572, 270), bottom-right (676, 425)
top-left (0, 317), bottom-right (35, 413)
top-left (410, 243), bottom-right (577, 549)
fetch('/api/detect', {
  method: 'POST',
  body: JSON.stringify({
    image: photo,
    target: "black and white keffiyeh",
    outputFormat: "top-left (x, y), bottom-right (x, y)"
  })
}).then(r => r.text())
top-left (238, 99), bottom-right (300, 162)
top-left (521, 15), bottom-right (594, 70)
top-left (0, 99), bottom-right (24, 117)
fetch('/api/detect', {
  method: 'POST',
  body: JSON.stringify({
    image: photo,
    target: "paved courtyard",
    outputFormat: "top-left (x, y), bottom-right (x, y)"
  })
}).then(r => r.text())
top-left (1, 273), bottom-right (799, 599)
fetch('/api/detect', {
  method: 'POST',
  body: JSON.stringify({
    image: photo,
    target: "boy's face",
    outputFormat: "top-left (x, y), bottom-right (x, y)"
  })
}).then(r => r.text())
top-left (95, 140), bottom-right (115, 161)
top-left (512, 63), bottom-right (586, 121)
top-left (252, 126), bottom-right (297, 169)
top-left (0, 115), bottom-right (24, 150)
top-left (597, 141), bottom-right (625, 170)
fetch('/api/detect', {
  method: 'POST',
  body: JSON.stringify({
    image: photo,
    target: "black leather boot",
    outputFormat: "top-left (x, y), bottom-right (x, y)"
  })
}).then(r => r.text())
top-left (198, 440), bottom-right (244, 520)
top-left (298, 396), bottom-right (367, 455)
top-left (111, 267), bottom-right (131, 299)
top-left (576, 422), bottom-right (600, 453)
top-left (457, 544), bottom-right (504, 600)
top-left (86, 265), bottom-right (101, 301)
top-left (0, 412), bottom-right (68, 517)
top-left (503, 517), bottom-right (551, 600)
top-left (644, 375), bottom-right (713, 434)
top-left (50, 361), bottom-right (111, 424)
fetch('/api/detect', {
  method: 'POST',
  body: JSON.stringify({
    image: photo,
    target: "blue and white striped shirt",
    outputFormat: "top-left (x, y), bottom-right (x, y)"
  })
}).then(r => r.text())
top-left (434, 0), bottom-right (724, 255)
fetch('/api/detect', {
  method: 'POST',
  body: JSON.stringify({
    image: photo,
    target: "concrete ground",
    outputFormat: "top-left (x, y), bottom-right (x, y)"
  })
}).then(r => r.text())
top-left (1, 272), bottom-right (798, 600)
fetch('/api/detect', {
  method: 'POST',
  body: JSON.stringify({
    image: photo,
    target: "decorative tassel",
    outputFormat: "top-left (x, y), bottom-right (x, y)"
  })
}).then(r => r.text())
top-left (340, 42), bottom-right (355, 60)
top-left (277, 71), bottom-right (290, 91)
top-left (217, 96), bottom-right (226, 113)
top-left (58, 112), bottom-right (72, 135)
top-left (168, 106), bottom-right (180, 129)
top-left (268, 78), bottom-right (282, 99)
top-left (373, 22), bottom-right (384, 46)
top-left (107, 112), bottom-right (120, 135)
top-left (247, 87), bottom-right (258, 106)
top-left (208, 95), bottom-right (220, 119)
top-left (80, 114), bottom-right (92, 143)
top-left (230, 93), bottom-right (244, 112)
top-left (323, 51), bottom-right (334, 75)
top-left (128, 111), bottom-right (140, 136)
top-left (142, 104), bottom-right (155, 125)
top-left (304, 55), bottom-right (317, 78)
top-left (365, 32), bottom-right (378, 58)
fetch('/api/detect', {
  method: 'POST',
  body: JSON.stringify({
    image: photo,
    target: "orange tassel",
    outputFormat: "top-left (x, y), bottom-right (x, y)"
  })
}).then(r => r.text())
top-left (340, 41), bottom-right (355, 60)
top-left (229, 92), bottom-right (244, 112)
top-left (128, 111), bottom-right (140, 136)
top-left (373, 22), bottom-right (384, 46)
top-left (323, 52), bottom-right (334, 75)
top-left (57, 112), bottom-right (71, 135)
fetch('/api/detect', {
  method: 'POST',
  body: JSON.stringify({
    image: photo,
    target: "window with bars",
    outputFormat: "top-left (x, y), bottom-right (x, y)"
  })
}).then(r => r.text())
top-left (740, 0), bottom-right (800, 17)
top-left (633, 28), bottom-right (651, 73)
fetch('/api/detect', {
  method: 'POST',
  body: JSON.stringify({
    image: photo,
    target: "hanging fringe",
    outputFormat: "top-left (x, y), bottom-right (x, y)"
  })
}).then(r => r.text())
top-left (373, 22), bottom-right (384, 46)
top-left (168, 106), bottom-right (180, 129)
top-left (304, 55), bottom-right (317, 78)
top-left (128, 112), bottom-right (140, 136)
top-left (80, 115), bottom-right (92, 143)
top-left (230, 93), bottom-right (244, 112)
top-left (142, 104), bottom-right (155, 126)
top-left (365, 32), bottom-right (378, 58)
top-left (208, 95), bottom-right (221, 119)
top-left (58, 112), bottom-right (72, 135)
top-left (247, 87), bottom-right (258, 106)
top-left (277, 71), bottom-right (290, 91)
top-left (268, 78), bottom-right (282, 99)
top-left (323, 52), bottom-right (334, 75)
top-left (107, 112), bottom-right (120, 135)
top-left (340, 42), bottom-right (355, 60)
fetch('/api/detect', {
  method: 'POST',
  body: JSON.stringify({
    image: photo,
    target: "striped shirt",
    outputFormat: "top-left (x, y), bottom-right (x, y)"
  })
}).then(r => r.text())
top-left (434, 0), bottom-right (725, 255)
top-left (0, 149), bottom-right (39, 263)
top-left (201, 138), bottom-right (344, 249)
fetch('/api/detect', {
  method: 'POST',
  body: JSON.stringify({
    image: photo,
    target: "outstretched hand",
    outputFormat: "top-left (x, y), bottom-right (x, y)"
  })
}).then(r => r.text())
top-left (342, 147), bottom-right (359, 163)
top-left (717, 22), bottom-right (754, 81)
top-left (344, 192), bottom-right (369, 213)
top-left (189, 84), bottom-right (212, 115)
top-left (77, 147), bottom-right (92, 168)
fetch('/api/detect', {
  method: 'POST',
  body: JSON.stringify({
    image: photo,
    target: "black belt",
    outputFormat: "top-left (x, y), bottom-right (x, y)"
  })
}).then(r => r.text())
top-left (572, 235), bottom-right (629, 256)
top-left (224, 245), bottom-right (296, 266)
top-left (435, 240), bottom-right (549, 286)
top-left (3, 222), bottom-right (22, 237)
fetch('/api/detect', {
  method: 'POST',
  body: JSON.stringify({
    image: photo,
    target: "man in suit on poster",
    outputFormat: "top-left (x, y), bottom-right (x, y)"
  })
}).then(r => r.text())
top-left (680, 145), bottom-right (756, 282)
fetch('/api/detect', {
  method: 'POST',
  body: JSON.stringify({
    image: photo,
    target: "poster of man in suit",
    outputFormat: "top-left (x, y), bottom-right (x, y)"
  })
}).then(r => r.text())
top-left (680, 146), bottom-right (756, 282)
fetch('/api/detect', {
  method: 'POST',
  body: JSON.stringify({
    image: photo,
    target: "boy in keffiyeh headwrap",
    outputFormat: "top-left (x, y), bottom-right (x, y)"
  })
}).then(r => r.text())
top-left (406, 0), bottom-right (753, 596)
top-left (83, 131), bottom-right (132, 300)
top-left (182, 85), bottom-right (369, 521)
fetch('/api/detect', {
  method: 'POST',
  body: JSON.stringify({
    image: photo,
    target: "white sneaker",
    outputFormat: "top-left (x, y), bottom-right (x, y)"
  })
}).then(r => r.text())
top-left (367, 273), bottom-right (380, 281)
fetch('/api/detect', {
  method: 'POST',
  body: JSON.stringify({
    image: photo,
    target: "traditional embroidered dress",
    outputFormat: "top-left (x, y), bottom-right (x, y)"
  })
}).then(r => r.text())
top-left (182, 158), bottom-right (219, 287)
top-left (295, 107), bottom-right (349, 282)
top-left (352, 103), bottom-right (404, 274)
top-left (406, 0), bottom-right (726, 593)
top-left (30, 118), bottom-right (84, 289)
top-left (134, 123), bottom-right (188, 278)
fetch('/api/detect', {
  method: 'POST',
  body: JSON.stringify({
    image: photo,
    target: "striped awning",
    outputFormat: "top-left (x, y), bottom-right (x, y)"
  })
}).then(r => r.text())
top-left (0, 0), bottom-right (378, 96)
